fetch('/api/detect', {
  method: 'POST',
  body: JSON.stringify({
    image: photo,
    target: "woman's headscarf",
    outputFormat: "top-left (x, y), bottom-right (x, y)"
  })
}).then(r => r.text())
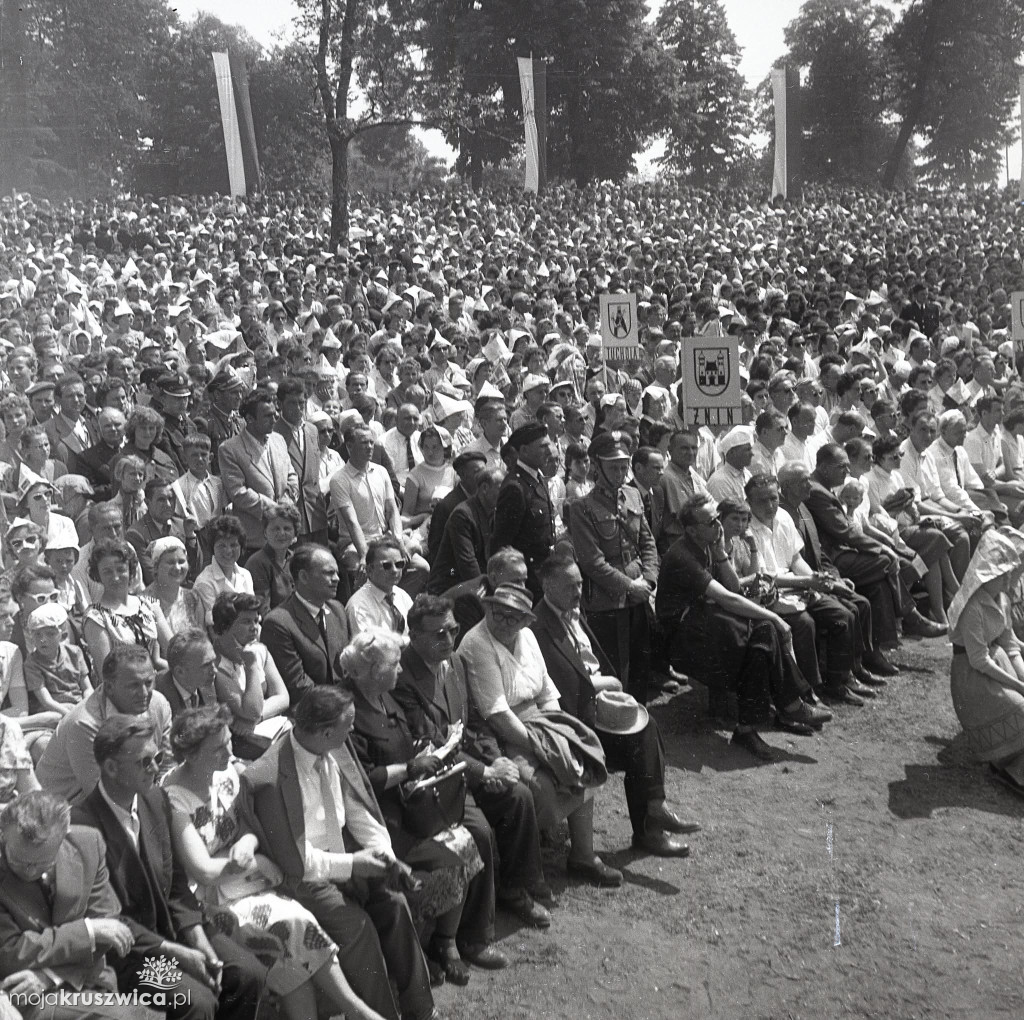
top-left (947, 529), bottom-right (1021, 630)
top-left (147, 536), bottom-right (187, 575)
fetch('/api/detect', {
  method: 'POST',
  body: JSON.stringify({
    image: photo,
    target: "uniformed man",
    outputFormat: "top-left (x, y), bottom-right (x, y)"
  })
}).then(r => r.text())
top-left (490, 422), bottom-right (557, 599)
top-left (150, 371), bottom-right (197, 474)
top-left (194, 366), bottom-right (244, 473)
top-left (567, 431), bottom-right (659, 705)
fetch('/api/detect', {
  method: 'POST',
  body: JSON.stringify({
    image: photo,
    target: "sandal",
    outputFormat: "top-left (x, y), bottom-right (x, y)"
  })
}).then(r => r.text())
top-left (427, 938), bottom-right (470, 986)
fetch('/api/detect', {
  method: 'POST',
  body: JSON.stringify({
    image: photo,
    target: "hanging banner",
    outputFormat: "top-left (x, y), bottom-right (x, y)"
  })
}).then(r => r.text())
top-left (229, 50), bottom-right (261, 192)
top-left (771, 66), bottom-right (802, 202)
top-left (213, 51), bottom-right (246, 197)
top-left (517, 56), bottom-right (547, 193)
top-left (1019, 74), bottom-right (1024, 202)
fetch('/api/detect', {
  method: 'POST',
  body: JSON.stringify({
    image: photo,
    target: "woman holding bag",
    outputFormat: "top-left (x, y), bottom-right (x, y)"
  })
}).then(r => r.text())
top-left (343, 626), bottom-right (508, 986)
top-left (163, 705), bottom-right (391, 1020)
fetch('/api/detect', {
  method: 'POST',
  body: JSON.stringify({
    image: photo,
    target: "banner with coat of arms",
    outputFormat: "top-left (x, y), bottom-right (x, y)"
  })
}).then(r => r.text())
top-left (680, 337), bottom-right (742, 426)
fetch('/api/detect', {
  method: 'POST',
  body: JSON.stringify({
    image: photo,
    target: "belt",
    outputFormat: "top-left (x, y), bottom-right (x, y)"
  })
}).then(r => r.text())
top-left (951, 643), bottom-right (966, 656)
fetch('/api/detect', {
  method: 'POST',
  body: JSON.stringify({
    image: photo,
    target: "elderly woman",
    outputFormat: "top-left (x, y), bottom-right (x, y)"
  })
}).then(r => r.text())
top-left (116, 405), bottom-right (177, 487)
top-left (193, 514), bottom-right (254, 624)
top-left (244, 501), bottom-right (298, 615)
top-left (163, 706), bottom-right (386, 1020)
top-left (141, 535), bottom-right (205, 633)
top-left (949, 530), bottom-right (1024, 798)
top-left (343, 626), bottom-right (507, 984)
top-left (454, 583), bottom-right (621, 888)
top-left (211, 592), bottom-right (289, 760)
top-left (83, 538), bottom-right (169, 678)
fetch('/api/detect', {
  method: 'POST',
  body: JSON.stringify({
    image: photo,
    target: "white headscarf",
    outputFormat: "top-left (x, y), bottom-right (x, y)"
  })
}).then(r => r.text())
top-left (947, 529), bottom-right (1021, 630)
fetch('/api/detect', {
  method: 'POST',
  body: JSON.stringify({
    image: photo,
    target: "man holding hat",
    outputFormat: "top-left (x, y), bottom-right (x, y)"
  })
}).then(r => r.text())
top-left (567, 431), bottom-right (658, 706)
top-left (490, 423), bottom-right (557, 599)
top-left (532, 549), bottom-right (697, 858)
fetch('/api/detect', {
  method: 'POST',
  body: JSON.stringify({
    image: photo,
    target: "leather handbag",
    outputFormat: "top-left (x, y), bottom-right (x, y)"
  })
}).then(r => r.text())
top-left (399, 763), bottom-right (468, 839)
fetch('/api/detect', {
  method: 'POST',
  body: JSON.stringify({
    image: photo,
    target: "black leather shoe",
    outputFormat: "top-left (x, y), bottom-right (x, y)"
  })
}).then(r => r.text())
top-left (775, 712), bottom-right (814, 736)
top-left (779, 701), bottom-right (831, 730)
top-left (863, 651), bottom-right (900, 676)
top-left (730, 730), bottom-right (778, 761)
top-left (853, 667), bottom-right (888, 688)
top-left (822, 685), bottom-right (865, 706)
top-left (646, 805), bottom-right (702, 835)
top-left (632, 829), bottom-right (690, 858)
top-left (903, 611), bottom-right (948, 639)
top-left (525, 880), bottom-right (559, 909)
top-left (496, 888), bottom-right (551, 928)
top-left (426, 941), bottom-right (470, 986)
top-left (566, 856), bottom-right (623, 887)
top-left (845, 677), bottom-right (877, 698)
top-left (456, 942), bottom-right (511, 970)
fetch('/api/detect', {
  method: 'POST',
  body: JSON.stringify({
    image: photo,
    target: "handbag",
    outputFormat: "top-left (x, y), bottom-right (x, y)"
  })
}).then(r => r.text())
top-left (399, 761), bottom-right (468, 839)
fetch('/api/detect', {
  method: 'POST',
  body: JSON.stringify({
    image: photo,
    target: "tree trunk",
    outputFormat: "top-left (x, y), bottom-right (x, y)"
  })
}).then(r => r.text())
top-left (329, 131), bottom-right (350, 250)
top-left (882, 0), bottom-right (948, 189)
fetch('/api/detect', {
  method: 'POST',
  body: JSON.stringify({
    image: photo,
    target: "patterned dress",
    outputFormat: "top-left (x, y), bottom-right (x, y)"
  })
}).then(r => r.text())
top-left (165, 765), bottom-right (337, 996)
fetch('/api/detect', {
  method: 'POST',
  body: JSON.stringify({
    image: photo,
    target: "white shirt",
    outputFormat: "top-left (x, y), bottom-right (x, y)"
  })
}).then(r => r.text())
top-left (461, 435), bottom-right (504, 471)
top-left (781, 432), bottom-right (815, 473)
top-left (749, 512), bottom-right (804, 576)
top-left (963, 423), bottom-right (1003, 480)
top-left (750, 441), bottom-right (783, 477)
top-left (97, 781), bottom-right (140, 851)
top-left (177, 471), bottom-right (225, 528)
top-left (329, 461), bottom-right (396, 541)
top-left (922, 437), bottom-right (983, 511)
top-left (706, 463), bottom-right (750, 504)
top-left (345, 581), bottom-right (413, 634)
top-left (381, 427), bottom-right (423, 489)
top-left (289, 733), bottom-right (391, 883)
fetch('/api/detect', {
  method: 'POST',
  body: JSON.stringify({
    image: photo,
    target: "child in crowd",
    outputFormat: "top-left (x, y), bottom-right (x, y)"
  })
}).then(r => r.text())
top-left (23, 603), bottom-right (92, 716)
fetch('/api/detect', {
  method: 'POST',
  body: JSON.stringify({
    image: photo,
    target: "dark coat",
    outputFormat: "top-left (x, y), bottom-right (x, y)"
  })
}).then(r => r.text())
top-left (427, 494), bottom-right (491, 595)
top-left (490, 464), bottom-right (555, 590)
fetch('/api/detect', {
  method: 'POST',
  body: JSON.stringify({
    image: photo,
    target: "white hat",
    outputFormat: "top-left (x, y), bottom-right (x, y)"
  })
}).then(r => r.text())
top-left (26, 603), bottom-right (69, 631)
top-left (522, 373), bottom-right (550, 394)
top-left (719, 425), bottom-right (754, 456)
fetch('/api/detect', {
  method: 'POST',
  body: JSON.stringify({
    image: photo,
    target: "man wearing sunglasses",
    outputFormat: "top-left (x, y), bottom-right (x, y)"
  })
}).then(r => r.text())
top-left (346, 536), bottom-right (412, 635)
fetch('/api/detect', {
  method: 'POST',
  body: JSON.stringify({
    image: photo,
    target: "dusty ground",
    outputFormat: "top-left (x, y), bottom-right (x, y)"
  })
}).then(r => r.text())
top-left (434, 637), bottom-right (1024, 1020)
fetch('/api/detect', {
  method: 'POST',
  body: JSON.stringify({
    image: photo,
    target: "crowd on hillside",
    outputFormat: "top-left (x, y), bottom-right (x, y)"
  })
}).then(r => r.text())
top-left (0, 180), bottom-right (1021, 1018)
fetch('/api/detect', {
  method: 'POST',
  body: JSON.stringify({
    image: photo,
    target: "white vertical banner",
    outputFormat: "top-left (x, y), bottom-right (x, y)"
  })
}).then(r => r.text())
top-left (518, 56), bottom-right (540, 193)
top-left (213, 51), bottom-right (246, 197)
top-left (1019, 74), bottom-right (1024, 202)
top-left (771, 67), bottom-right (788, 200)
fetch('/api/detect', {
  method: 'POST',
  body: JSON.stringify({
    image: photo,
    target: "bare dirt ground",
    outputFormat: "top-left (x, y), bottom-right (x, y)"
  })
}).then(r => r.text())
top-left (435, 637), bottom-right (1024, 1020)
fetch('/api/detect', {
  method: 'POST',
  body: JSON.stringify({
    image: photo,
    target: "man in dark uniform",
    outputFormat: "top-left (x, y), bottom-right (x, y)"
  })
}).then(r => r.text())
top-left (150, 371), bottom-right (197, 475)
top-left (567, 431), bottom-right (659, 705)
top-left (490, 422), bottom-right (556, 599)
top-left (194, 366), bottom-right (244, 474)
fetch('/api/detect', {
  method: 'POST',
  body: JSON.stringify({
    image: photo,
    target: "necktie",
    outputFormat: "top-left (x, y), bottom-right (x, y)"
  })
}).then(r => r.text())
top-left (317, 609), bottom-right (331, 651)
top-left (384, 592), bottom-right (405, 633)
top-left (953, 450), bottom-right (962, 486)
top-left (39, 871), bottom-right (55, 910)
top-left (642, 491), bottom-right (653, 527)
top-left (316, 756), bottom-right (346, 849)
top-left (405, 435), bottom-right (416, 471)
top-left (188, 691), bottom-right (199, 709)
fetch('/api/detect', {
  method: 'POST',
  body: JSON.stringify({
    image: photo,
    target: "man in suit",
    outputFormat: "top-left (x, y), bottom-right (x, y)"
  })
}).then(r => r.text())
top-left (490, 423), bottom-right (557, 599)
top-left (262, 545), bottom-right (350, 703)
top-left (532, 551), bottom-right (696, 857)
top-left (426, 450), bottom-right (487, 564)
top-left (778, 461), bottom-right (899, 695)
top-left (394, 593), bottom-right (552, 929)
top-left (217, 388), bottom-right (298, 555)
top-left (630, 446), bottom-right (666, 542)
top-left (0, 791), bottom-right (139, 1020)
top-left (36, 644), bottom-right (173, 805)
top-left (71, 408), bottom-right (126, 503)
top-left (427, 466), bottom-right (502, 596)
top-left (806, 444), bottom-right (946, 651)
top-left (240, 686), bottom-right (438, 1020)
top-left (126, 480), bottom-right (201, 585)
top-left (45, 373), bottom-right (97, 467)
top-left (275, 378), bottom-right (329, 545)
top-left (154, 630), bottom-right (218, 718)
top-left (72, 718), bottom-right (264, 1020)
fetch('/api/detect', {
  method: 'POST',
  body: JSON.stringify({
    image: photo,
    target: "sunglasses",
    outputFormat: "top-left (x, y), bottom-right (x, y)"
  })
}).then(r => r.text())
top-left (425, 624), bottom-right (460, 640)
top-left (24, 591), bottom-right (60, 606)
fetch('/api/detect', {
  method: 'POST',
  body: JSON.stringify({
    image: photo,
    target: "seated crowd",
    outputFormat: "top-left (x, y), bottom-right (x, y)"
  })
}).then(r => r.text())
top-left (0, 179), bottom-right (1021, 1017)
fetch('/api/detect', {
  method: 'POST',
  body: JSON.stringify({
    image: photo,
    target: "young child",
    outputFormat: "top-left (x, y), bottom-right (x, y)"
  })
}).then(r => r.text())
top-left (838, 479), bottom-right (868, 536)
top-left (23, 603), bottom-right (92, 717)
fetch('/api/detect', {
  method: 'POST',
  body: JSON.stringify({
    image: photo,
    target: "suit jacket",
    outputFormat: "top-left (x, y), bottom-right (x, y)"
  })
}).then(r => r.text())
top-left (781, 499), bottom-right (833, 573)
top-left (805, 476), bottom-right (888, 561)
top-left (72, 786), bottom-right (204, 956)
top-left (393, 644), bottom-right (501, 786)
top-left (70, 440), bottom-right (122, 501)
top-left (218, 429), bottom-right (299, 547)
top-left (490, 464), bottom-right (555, 583)
top-left (427, 494), bottom-right (490, 595)
top-left (154, 671), bottom-right (217, 717)
top-left (262, 593), bottom-right (351, 702)
top-left (46, 411), bottom-right (98, 465)
top-left (530, 598), bottom-right (613, 729)
top-left (634, 482), bottom-right (665, 546)
top-left (238, 732), bottom-right (388, 890)
top-left (274, 420), bottom-right (329, 537)
top-left (426, 483), bottom-right (468, 564)
top-left (0, 825), bottom-right (121, 991)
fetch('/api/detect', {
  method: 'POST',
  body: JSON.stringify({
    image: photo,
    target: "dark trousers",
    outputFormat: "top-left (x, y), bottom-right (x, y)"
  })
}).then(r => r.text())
top-left (832, 548), bottom-right (904, 647)
top-left (805, 593), bottom-right (857, 684)
top-left (115, 928), bottom-right (265, 1020)
top-left (599, 715), bottom-right (666, 836)
top-left (587, 603), bottom-right (652, 705)
top-left (455, 802), bottom-right (496, 945)
top-left (293, 878), bottom-right (432, 1020)
top-left (470, 781), bottom-right (545, 892)
top-left (786, 609), bottom-right (820, 688)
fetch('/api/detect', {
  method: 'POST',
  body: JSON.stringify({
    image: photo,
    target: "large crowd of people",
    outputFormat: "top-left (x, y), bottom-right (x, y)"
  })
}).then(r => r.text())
top-left (0, 179), bottom-right (1021, 1018)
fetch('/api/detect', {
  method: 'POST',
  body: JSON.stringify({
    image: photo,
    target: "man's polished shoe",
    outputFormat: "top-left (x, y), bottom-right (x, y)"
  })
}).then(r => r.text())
top-left (456, 942), bottom-right (511, 970)
top-left (822, 684), bottom-right (865, 706)
top-left (646, 804), bottom-right (702, 835)
top-left (863, 651), bottom-right (900, 676)
top-left (778, 701), bottom-right (831, 730)
top-left (853, 667), bottom-right (888, 688)
top-left (525, 880), bottom-right (559, 909)
top-left (566, 855), bottom-right (623, 887)
top-left (632, 828), bottom-right (690, 858)
top-left (903, 611), bottom-right (948, 639)
top-left (845, 676), bottom-right (877, 698)
top-left (496, 887), bottom-right (551, 928)
top-left (801, 692), bottom-right (833, 720)
top-left (730, 729), bottom-right (779, 761)
top-left (775, 712), bottom-right (814, 736)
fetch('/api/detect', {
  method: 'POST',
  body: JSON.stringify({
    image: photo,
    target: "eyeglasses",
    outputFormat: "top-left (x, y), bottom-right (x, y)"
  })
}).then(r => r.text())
top-left (24, 591), bottom-right (60, 606)
top-left (491, 608), bottom-right (528, 624)
top-left (375, 560), bottom-right (406, 571)
top-left (424, 624), bottom-right (460, 640)
top-left (124, 751), bottom-right (164, 771)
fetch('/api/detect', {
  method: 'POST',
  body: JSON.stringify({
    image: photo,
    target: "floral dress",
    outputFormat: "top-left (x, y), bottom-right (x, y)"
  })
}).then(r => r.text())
top-left (0, 716), bottom-right (32, 806)
top-left (165, 765), bottom-right (337, 996)
top-left (84, 597), bottom-right (159, 649)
